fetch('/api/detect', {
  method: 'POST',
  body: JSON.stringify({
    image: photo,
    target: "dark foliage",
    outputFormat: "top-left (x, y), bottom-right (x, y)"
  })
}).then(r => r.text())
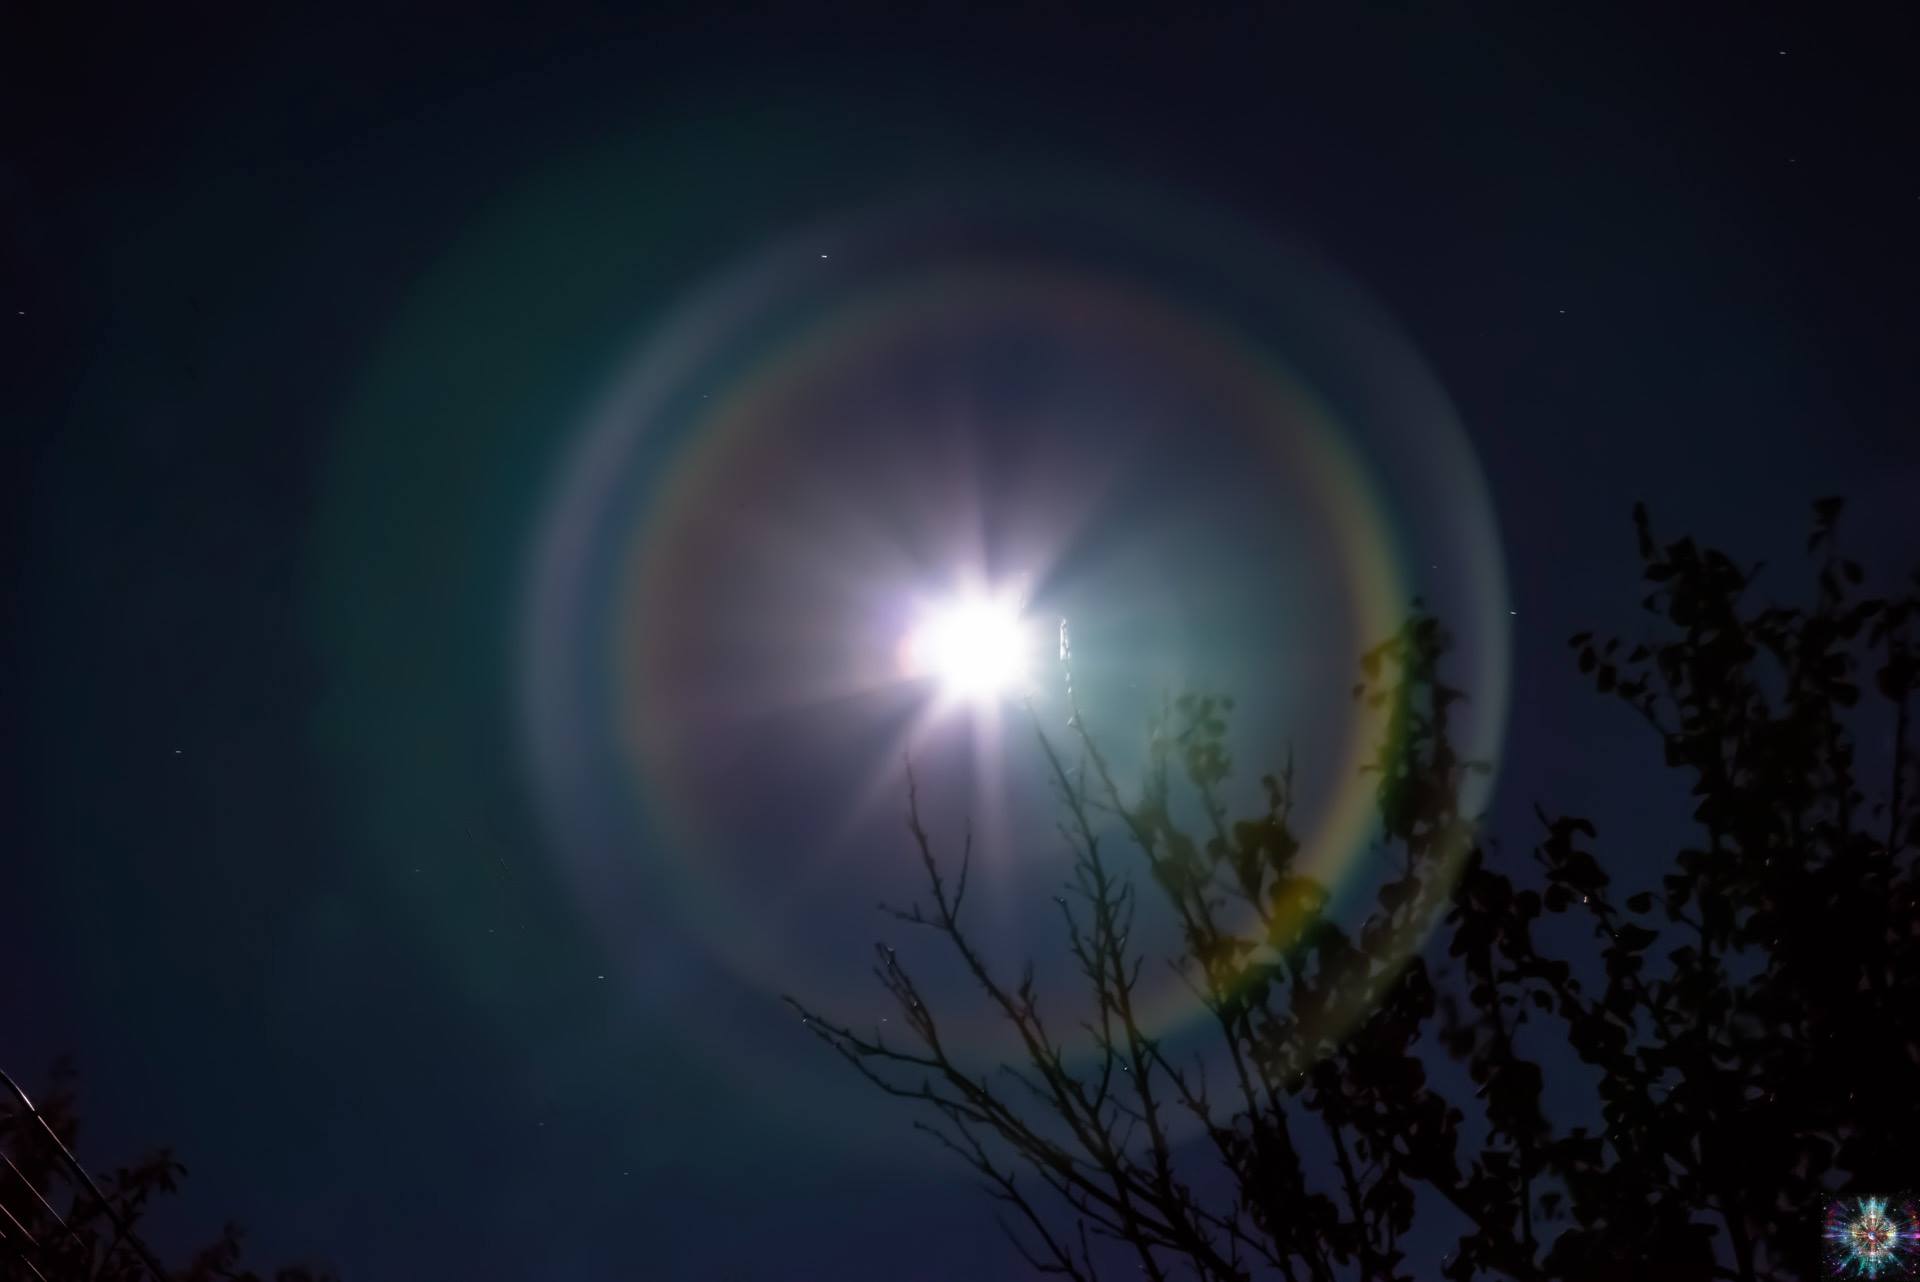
top-left (0, 1060), bottom-right (334, 1282)
top-left (790, 499), bottom-right (1920, 1280)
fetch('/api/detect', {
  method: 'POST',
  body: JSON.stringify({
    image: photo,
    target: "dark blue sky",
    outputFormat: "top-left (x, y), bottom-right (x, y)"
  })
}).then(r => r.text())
top-left (5, 4), bottom-right (1917, 1279)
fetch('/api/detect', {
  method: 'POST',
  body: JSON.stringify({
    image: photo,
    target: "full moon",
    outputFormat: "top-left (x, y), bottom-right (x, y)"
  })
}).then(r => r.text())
top-left (904, 590), bottom-right (1036, 704)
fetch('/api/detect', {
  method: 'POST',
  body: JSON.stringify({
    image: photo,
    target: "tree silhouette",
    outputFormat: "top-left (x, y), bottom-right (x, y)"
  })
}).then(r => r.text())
top-left (789, 499), bottom-right (1920, 1281)
top-left (0, 1060), bottom-right (334, 1282)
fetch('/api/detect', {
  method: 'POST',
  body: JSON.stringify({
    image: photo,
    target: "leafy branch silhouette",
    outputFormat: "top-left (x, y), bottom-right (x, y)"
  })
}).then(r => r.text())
top-left (1, 1060), bottom-right (335, 1282)
top-left (789, 499), bottom-right (1920, 1281)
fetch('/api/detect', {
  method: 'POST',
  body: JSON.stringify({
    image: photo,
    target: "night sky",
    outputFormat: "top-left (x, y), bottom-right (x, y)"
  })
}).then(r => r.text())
top-left (5, 4), bottom-right (1918, 1279)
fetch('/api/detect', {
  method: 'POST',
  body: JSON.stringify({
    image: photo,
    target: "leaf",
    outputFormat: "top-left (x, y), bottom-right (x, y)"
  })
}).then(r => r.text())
top-left (1614, 923), bottom-right (1658, 952)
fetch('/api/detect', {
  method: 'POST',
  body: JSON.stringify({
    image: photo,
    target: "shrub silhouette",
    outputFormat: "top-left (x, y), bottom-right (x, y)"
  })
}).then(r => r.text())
top-left (790, 499), bottom-right (1920, 1281)
top-left (0, 1060), bottom-right (335, 1282)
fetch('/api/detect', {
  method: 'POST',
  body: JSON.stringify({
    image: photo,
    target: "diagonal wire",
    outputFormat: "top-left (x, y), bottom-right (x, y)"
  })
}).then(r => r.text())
top-left (0, 1068), bottom-right (171, 1282)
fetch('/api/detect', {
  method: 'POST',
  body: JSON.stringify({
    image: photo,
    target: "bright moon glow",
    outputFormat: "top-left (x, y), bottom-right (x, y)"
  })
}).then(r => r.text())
top-left (905, 591), bottom-right (1034, 703)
